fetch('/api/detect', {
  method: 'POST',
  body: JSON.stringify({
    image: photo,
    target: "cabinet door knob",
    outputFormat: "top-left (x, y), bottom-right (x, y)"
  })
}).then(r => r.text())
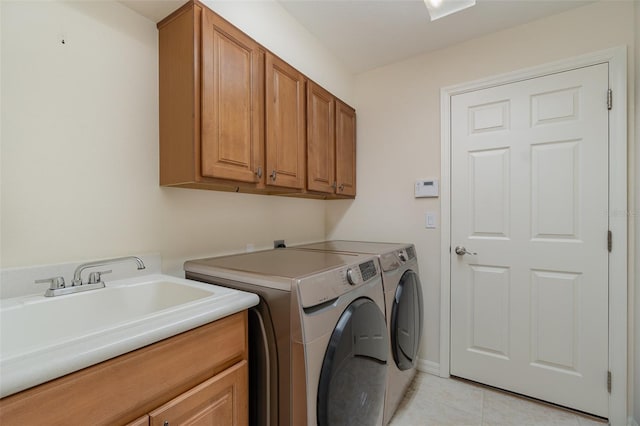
top-left (255, 166), bottom-right (263, 179)
top-left (163, 421), bottom-right (169, 426)
top-left (338, 183), bottom-right (345, 192)
top-left (331, 182), bottom-right (337, 189)
top-left (270, 170), bottom-right (277, 181)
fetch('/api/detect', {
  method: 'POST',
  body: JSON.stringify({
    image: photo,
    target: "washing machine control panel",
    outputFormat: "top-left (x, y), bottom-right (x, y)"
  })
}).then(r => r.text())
top-left (297, 258), bottom-right (381, 309)
top-left (358, 260), bottom-right (378, 281)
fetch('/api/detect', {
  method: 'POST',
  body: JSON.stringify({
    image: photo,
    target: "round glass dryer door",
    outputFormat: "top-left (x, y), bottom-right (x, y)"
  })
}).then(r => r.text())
top-left (317, 298), bottom-right (388, 426)
top-left (391, 269), bottom-right (424, 370)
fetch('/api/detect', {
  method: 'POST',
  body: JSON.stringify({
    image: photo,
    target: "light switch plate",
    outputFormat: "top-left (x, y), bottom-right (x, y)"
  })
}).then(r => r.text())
top-left (426, 212), bottom-right (437, 229)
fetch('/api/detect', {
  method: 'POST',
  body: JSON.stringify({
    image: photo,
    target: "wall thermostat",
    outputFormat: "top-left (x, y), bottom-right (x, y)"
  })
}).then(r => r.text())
top-left (415, 179), bottom-right (439, 198)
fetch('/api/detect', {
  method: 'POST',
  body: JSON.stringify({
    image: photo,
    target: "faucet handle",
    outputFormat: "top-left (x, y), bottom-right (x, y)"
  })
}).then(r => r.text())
top-left (35, 276), bottom-right (66, 290)
top-left (87, 270), bottom-right (112, 285)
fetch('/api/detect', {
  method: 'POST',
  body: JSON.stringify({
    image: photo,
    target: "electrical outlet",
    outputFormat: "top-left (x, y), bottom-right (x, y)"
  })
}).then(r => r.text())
top-left (274, 239), bottom-right (286, 248)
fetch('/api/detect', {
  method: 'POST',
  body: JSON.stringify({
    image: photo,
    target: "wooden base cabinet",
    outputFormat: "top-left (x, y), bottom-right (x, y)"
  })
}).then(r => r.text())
top-left (0, 312), bottom-right (249, 426)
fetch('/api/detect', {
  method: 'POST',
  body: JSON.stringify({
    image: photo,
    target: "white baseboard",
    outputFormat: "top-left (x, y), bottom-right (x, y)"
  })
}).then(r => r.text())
top-left (416, 358), bottom-right (440, 376)
top-left (628, 416), bottom-right (639, 426)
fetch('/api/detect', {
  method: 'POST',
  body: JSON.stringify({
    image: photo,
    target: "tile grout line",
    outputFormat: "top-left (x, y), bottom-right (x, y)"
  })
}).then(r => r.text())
top-left (480, 388), bottom-right (486, 426)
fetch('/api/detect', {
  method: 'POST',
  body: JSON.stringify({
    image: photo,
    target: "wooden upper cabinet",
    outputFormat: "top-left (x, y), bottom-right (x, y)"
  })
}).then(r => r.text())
top-left (307, 81), bottom-right (356, 198)
top-left (265, 53), bottom-right (306, 189)
top-left (201, 8), bottom-right (264, 183)
top-left (335, 100), bottom-right (356, 197)
top-left (158, 1), bottom-right (354, 198)
top-left (307, 81), bottom-right (336, 194)
top-left (158, 2), bottom-right (264, 188)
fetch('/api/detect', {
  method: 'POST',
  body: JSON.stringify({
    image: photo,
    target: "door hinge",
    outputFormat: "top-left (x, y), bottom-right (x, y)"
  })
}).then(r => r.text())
top-left (607, 370), bottom-right (611, 393)
top-left (607, 89), bottom-right (612, 110)
top-left (607, 230), bottom-right (612, 252)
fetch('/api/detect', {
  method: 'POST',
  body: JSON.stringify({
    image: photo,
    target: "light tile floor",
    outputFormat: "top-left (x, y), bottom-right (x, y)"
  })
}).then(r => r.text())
top-left (389, 373), bottom-right (608, 426)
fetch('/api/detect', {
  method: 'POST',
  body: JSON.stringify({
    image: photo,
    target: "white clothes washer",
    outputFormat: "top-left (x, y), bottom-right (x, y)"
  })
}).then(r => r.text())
top-left (184, 248), bottom-right (388, 426)
top-left (291, 241), bottom-right (424, 425)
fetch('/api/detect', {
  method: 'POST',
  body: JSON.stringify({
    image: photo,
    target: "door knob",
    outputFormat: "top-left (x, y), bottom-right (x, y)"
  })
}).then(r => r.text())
top-left (455, 246), bottom-right (477, 256)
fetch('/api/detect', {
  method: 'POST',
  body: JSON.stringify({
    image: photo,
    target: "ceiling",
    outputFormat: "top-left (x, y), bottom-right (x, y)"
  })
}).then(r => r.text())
top-left (121, 0), bottom-right (595, 74)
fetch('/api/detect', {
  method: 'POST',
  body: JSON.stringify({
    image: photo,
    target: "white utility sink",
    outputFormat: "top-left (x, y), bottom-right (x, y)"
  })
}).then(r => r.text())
top-left (0, 274), bottom-right (258, 398)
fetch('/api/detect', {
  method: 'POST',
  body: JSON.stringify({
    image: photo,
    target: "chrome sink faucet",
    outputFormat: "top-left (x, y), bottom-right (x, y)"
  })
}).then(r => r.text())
top-left (72, 256), bottom-right (146, 286)
top-left (35, 256), bottom-right (146, 297)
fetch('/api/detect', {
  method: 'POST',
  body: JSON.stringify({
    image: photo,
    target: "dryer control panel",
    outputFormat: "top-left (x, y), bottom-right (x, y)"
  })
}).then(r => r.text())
top-left (297, 258), bottom-right (381, 309)
top-left (379, 245), bottom-right (417, 272)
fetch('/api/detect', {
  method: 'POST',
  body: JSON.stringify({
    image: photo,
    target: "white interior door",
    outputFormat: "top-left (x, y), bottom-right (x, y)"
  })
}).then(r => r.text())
top-left (450, 63), bottom-right (609, 417)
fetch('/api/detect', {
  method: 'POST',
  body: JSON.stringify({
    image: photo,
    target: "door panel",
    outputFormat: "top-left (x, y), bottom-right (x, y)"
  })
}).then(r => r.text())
top-left (530, 270), bottom-right (581, 372)
top-left (468, 148), bottom-right (510, 238)
top-left (450, 64), bottom-right (609, 417)
top-left (468, 265), bottom-right (510, 359)
top-left (531, 140), bottom-right (580, 240)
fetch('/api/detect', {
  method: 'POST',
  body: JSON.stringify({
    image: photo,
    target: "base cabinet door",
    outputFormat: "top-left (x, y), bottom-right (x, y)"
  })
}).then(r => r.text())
top-left (149, 360), bottom-right (248, 426)
top-left (126, 415), bottom-right (150, 426)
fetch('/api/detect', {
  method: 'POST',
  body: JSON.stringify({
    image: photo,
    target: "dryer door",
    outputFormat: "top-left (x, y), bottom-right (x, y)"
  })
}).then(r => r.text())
top-left (391, 269), bottom-right (424, 370)
top-left (317, 297), bottom-right (388, 426)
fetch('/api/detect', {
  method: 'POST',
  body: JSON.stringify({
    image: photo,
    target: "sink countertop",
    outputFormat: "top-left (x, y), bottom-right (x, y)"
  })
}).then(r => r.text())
top-left (0, 274), bottom-right (258, 398)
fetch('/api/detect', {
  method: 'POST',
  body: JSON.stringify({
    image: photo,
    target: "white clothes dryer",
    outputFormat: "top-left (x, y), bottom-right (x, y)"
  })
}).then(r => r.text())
top-left (291, 241), bottom-right (424, 425)
top-left (185, 248), bottom-right (388, 426)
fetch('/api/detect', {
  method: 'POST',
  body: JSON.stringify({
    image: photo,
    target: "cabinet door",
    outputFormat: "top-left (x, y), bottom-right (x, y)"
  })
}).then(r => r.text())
top-left (265, 53), bottom-right (306, 189)
top-left (125, 415), bottom-right (150, 426)
top-left (307, 81), bottom-right (336, 194)
top-left (335, 100), bottom-right (356, 197)
top-left (149, 360), bottom-right (248, 426)
top-left (201, 8), bottom-right (264, 183)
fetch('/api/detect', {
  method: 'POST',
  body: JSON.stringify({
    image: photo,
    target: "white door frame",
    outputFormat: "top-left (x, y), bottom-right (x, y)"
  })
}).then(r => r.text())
top-left (440, 47), bottom-right (627, 425)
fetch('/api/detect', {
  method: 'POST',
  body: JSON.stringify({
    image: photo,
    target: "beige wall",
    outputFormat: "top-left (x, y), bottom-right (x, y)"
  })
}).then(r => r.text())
top-left (327, 0), bottom-right (637, 389)
top-left (0, 0), bottom-right (353, 276)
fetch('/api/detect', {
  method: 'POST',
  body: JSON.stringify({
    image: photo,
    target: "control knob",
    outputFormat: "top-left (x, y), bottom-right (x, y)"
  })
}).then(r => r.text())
top-left (346, 268), bottom-right (358, 286)
top-left (398, 251), bottom-right (407, 262)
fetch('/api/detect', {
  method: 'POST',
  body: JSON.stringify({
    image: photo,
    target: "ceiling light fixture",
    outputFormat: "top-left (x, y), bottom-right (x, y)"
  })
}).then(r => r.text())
top-left (424, 0), bottom-right (476, 21)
